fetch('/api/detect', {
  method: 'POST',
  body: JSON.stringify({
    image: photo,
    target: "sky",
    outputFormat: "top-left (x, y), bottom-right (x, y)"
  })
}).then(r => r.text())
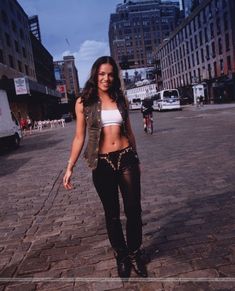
top-left (17, 0), bottom-right (123, 87)
top-left (17, 0), bottom-right (179, 87)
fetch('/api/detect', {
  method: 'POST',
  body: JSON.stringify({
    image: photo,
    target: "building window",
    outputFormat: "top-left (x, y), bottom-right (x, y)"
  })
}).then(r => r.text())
top-left (212, 42), bottom-right (215, 58)
top-left (198, 14), bottom-right (201, 28)
top-left (216, 17), bottom-right (221, 34)
top-left (194, 35), bottom-right (198, 49)
top-left (19, 29), bottom-right (24, 40)
top-left (18, 60), bottom-right (22, 72)
top-left (204, 27), bottom-right (208, 42)
top-left (196, 51), bottom-right (199, 65)
top-left (25, 64), bottom-right (29, 75)
top-left (203, 9), bottom-right (206, 23)
top-left (214, 61), bottom-right (217, 77)
top-left (199, 31), bottom-right (202, 46)
top-left (192, 53), bottom-right (195, 66)
top-left (0, 49), bottom-right (4, 64)
top-left (9, 55), bottom-right (14, 68)
top-left (208, 63), bottom-right (211, 78)
top-left (210, 22), bottom-right (214, 39)
top-left (220, 59), bottom-right (224, 74)
top-left (22, 47), bottom-right (27, 58)
top-left (225, 33), bottom-right (230, 51)
top-left (190, 38), bottom-right (193, 51)
top-left (206, 45), bottom-right (210, 60)
top-left (5, 33), bottom-right (11, 47)
top-left (11, 20), bottom-right (17, 32)
top-left (227, 55), bottom-right (231, 71)
top-left (1, 10), bottom-right (8, 24)
top-left (201, 48), bottom-right (204, 63)
top-left (188, 56), bottom-right (191, 69)
top-left (224, 12), bottom-right (228, 30)
top-left (15, 40), bottom-right (19, 53)
top-left (218, 38), bottom-right (222, 54)
top-left (198, 68), bottom-right (201, 81)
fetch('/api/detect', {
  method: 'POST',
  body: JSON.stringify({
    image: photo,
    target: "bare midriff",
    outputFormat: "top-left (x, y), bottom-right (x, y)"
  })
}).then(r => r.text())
top-left (99, 125), bottom-right (129, 154)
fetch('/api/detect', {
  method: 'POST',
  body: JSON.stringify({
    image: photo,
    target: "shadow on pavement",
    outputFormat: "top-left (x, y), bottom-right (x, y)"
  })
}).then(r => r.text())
top-left (144, 190), bottom-right (234, 273)
top-left (0, 157), bottom-right (31, 177)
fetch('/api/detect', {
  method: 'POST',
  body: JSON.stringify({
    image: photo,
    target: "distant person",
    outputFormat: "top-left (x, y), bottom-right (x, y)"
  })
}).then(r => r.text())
top-left (20, 117), bottom-right (27, 135)
top-left (26, 115), bottom-right (32, 134)
top-left (141, 97), bottom-right (154, 132)
top-left (199, 95), bottom-right (204, 107)
top-left (63, 56), bottom-right (147, 278)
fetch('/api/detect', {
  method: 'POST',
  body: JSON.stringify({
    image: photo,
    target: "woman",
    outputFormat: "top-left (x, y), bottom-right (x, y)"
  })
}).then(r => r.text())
top-left (63, 56), bottom-right (147, 278)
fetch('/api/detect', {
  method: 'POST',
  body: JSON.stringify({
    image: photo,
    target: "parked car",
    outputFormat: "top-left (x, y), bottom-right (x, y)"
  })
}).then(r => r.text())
top-left (180, 96), bottom-right (193, 105)
top-left (61, 113), bottom-right (73, 122)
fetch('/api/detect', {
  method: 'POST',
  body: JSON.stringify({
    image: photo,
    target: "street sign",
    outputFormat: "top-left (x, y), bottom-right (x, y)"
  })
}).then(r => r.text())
top-left (14, 78), bottom-right (29, 95)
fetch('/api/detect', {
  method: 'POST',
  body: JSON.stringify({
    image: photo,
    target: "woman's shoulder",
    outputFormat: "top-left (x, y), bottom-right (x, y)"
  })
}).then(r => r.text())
top-left (75, 97), bottom-right (84, 113)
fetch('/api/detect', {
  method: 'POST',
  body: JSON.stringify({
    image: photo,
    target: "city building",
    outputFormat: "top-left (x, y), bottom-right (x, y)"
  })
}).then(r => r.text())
top-left (155, 0), bottom-right (235, 104)
top-left (180, 0), bottom-right (193, 17)
top-left (0, 0), bottom-right (61, 121)
top-left (0, 0), bottom-right (36, 81)
top-left (109, 0), bottom-right (181, 70)
top-left (54, 56), bottom-right (80, 115)
top-left (30, 33), bottom-right (56, 90)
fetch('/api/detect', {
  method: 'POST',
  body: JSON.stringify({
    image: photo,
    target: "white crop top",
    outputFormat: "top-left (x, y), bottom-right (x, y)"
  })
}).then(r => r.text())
top-left (101, 109), bottom-right (123, 127)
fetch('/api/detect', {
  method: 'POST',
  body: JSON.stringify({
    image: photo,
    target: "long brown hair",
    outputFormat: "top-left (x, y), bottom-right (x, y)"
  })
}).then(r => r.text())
top-left (81, 56), bottom-right (125, 106)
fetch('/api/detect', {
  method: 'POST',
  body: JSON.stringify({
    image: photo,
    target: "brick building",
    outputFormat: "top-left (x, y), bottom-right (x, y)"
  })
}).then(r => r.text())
top-left (156, 0), bottom-right (235, 104)
top-left (109, 0), bottom-right (181, 70)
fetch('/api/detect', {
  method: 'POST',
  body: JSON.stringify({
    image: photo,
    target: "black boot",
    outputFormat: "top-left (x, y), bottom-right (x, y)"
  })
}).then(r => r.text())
top-left (129, 249), bottom-right (148, 277)
top-left (114, 249), bottom-right (131, 278)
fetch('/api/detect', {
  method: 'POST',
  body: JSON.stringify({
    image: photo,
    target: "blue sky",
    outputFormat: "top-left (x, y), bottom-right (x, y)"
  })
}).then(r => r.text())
top-left (18, 0), bottom-right (179, 87)
top-left (17, 0), bottom-right (122, 87)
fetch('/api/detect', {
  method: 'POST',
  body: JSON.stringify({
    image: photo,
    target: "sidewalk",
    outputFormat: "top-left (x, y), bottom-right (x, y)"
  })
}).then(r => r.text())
top-left (182, 102), bottom-right (235, 111)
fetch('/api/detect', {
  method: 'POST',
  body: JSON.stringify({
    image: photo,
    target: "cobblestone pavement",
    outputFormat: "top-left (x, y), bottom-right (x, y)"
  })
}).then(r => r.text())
top-left (0, 104), bottom-right (235, 291)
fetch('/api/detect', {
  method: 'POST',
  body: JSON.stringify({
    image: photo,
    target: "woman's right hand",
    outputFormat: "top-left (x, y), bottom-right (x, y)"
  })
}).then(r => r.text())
top-left (63, 169), bottom-right (73, 190)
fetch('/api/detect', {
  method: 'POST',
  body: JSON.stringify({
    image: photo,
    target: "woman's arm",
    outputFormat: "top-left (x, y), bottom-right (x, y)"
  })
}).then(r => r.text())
top-left (63, 98), bottom-right (86, 189)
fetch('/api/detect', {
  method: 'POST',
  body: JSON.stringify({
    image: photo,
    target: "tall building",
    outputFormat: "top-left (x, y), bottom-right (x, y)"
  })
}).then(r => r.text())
top-left (54, 56), bottom-right (80, 101)
top-left (109, 0), bottom-right (181, 70)
top-left (155, 0), bottom-right (235, 104)
top-left (0, 0), bottom-right (61, 121)
top-left (54, 56), bottom-right (80, 116)
top-left (0, 0), bottom-right (36, 80)
top-left (30, 33), bottom-right (56, 89)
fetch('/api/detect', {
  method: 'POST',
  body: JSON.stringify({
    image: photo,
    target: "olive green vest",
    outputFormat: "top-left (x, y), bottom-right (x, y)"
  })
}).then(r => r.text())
top-left (83, 98), bottom-right (129, 169)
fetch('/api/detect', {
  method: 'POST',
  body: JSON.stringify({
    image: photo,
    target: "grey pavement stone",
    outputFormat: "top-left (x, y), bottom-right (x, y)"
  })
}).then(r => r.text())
top-left (0, 104), bottom-right (235, 290)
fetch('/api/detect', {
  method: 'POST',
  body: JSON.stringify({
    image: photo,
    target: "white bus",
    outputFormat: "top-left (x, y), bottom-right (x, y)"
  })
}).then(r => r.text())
top-left (152, 89), bottom-right (181, 111)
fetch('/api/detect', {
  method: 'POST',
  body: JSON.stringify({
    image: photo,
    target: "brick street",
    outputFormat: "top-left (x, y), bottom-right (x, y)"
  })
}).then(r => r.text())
top-left (0, 104), bottom-right (235, 291)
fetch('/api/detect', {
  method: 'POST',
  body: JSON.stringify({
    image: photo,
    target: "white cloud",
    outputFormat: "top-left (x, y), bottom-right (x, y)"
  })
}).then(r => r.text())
top-left (54, 40), bottom-right (110, 88)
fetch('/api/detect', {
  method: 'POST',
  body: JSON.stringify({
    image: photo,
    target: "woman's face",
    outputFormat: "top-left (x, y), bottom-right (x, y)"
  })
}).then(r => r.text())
top-left (97, 63), bottom-right (114, 93)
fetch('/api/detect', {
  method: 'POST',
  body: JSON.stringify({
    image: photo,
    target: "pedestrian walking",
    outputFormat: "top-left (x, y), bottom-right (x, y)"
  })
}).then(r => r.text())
top-left (63, 56), bottom-right (147, 278)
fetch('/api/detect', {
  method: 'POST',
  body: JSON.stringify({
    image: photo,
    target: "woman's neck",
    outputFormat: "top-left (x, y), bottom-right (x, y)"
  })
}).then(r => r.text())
top-left (99, 92), bottom-right (111, 101)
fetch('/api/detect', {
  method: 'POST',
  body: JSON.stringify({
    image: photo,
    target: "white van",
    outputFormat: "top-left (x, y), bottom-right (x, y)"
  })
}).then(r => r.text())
top-left (0, 89), bottom-right (22, 148)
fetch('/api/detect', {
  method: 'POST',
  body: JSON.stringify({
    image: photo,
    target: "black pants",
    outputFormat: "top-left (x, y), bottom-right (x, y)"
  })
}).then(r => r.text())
top-left (92, 146), bottom-right (142, 252)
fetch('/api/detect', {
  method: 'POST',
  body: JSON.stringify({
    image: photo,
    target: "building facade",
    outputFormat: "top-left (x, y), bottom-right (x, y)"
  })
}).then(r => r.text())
top-left (0, 0), bottom-right (36, 80)
top-left (0, 0), bottom-right (61, 121)
top-left (156, 0), bottom-right (235, 104)
top-left (30, 33), bottom-right (56, 90)
top-left (109, 0), bottom-right (181, 70)
top-left (54, 56), bottom-right (80, 100)
top-left (54, 56), bottom-right (80, 115)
